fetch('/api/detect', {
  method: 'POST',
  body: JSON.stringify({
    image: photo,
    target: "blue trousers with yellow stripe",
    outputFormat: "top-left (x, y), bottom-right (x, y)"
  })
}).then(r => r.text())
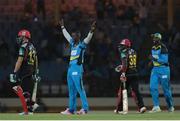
top-left (67, 64), bottom-right (88, 112)
top-left (150, 66), bottom-right (173, 108)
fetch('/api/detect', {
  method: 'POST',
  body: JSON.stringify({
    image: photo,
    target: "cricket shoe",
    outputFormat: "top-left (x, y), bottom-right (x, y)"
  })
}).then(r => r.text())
top-left (18, 112), bottom-right (33, 115)
top-left (32, 103), bottom-right (39, 111)
top-left (77, 109), bottom-right (88, 115)
top-left (60, 108), bottom-right (74, 115)
top-left (168, 106), bottom-right (175, 112)
top-left (139, 106), bottom-right (147, 113)
top-left (149, 106), bottom-right (161, 113)
top-left (118, 111), bottom-right (128, 115)
top-left (114, 110), bottom-right (127, 114)
top-left (113, 109), bottom-right (119, 114)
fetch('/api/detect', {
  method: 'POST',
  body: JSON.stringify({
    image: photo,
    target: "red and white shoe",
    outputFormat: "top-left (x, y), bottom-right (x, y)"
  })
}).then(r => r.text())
top-left (77, 109), bottom-right (88, 115)
top-left (60, 108), bottom-right (74, 115)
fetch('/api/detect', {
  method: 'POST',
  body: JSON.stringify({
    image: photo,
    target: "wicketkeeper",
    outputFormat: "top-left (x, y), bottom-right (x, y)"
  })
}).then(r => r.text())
top-left (10, 29), bottom-right (40, 115)
top-left (114, 39), bottom-right (146, 114)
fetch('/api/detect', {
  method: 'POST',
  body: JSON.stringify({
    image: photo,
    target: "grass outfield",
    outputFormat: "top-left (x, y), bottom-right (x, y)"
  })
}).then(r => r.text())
top-left (0, 111), bottom-right (180, 120)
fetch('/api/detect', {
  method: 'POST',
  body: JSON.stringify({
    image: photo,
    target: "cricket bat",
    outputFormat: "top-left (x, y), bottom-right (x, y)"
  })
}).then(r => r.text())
top-left (122, 82), bottom-right (128, 112)
top-left (32, 81), bottom-right (38, 102)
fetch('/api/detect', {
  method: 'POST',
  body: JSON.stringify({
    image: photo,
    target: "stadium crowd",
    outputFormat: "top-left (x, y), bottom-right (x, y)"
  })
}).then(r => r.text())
top-left (0, 0), bottom-right (180, 99)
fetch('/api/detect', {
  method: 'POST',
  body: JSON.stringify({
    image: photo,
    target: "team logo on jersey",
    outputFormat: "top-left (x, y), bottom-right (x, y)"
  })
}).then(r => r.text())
top-left (72, 72), bottom-right (78, 75)
top-left (162, 75), bottom-right (168, 79)
top-left (71, 50), bottom-right (77, 56)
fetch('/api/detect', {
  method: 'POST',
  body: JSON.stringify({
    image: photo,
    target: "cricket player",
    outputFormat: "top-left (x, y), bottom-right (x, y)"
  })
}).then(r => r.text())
top-left (59, 19), bottom-right (96, 115)
top-left (114, 39), bottom-right (146, 114)
top-left (10, 29), bottom-right (40, 115)
top-left (149, 33), bottom-right (174, 112)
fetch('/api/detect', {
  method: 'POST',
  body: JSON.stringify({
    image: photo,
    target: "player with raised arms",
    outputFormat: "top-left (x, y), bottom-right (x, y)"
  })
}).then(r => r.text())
top-left (59, 19), bottom-right (96, 115)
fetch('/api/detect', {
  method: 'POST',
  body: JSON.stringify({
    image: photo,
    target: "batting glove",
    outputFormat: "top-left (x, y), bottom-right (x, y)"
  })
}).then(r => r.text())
top-left (120, 72), bottom-right (127, 82)
top-left (115, 65), bottom-right (122, 72)
top-left (9, 73), bottom-right (18, 83)
top-left (32, 69), bottom-right (41, 82)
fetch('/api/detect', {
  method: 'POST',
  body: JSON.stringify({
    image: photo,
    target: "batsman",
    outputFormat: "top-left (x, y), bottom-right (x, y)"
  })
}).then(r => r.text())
top-left (59, 19), bottom-right (96, 115)
top-left (10, 30), bottom-right (40, 115)
top-left (114, 39), bottom-right (146, 114)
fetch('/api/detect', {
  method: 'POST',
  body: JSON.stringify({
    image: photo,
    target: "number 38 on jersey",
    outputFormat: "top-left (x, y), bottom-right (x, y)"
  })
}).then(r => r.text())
top-left (128, 54), bottom-right (137, 69)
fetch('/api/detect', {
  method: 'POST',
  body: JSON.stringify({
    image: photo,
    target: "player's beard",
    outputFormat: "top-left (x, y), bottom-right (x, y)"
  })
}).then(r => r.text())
top-left (153, 40), bottom-right (160, 46)
top-left (74, 39), bottom-right (80, 46)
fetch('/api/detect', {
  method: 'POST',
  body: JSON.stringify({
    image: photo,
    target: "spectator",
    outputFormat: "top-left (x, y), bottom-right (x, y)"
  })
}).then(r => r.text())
top-left (24, 0), bottom-right (33, 15)
top-left (37, 0), bottom-right (46, 20)
top-left (59, 0), bottom-right (70, 15)
top-left (104, 0), bottom-right (116, 19)
top-left (69, 0), bottom-right (81, 8)
top-left (136, 0), bottom-right (151, 25)
top-left (124, 6), bottom-right (136, 20)
top-left (0, 39), bottom-right (10, 66)
top-left (169, 29), bottom-right (180, 56)
top-left (116, 5), bottom-right (126, 20)
top-left (68, 7), bottom-right (82, 22)
top-left (95, 0), bottom-right (105, 19)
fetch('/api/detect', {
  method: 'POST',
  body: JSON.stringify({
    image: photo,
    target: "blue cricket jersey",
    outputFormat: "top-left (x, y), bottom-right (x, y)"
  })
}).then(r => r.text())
top-left (69, 39), bottom-right (87, 65)
top-left (151, 43), bottom-right (169, 67)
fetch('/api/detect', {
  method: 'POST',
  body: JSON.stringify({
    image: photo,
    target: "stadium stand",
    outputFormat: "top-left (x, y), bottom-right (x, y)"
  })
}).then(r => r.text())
top-left (0, 0), bottom-right (180, 100)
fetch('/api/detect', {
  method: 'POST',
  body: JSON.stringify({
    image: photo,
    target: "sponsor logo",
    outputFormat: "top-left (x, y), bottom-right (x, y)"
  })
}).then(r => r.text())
top-left (162, 75), bottom-right (168, 78)
top-left (72, 72), bottom-right (78, 75)
top-left (71, 50), bottom-right (77, 56)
